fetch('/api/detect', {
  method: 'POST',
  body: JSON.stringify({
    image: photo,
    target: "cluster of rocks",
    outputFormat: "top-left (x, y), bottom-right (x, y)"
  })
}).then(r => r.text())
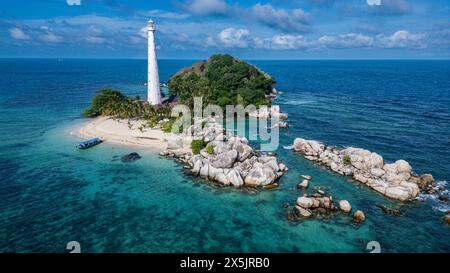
top-left (289, 189), bottom-right (366, 223)
top-left (248, 105), bottom-right (289, 121)
top-left (160, 119), bottom-right (288, 188)
top-left (292, 138), bottom-right (436, 201)
top-left (295, 193), bottom-right (338, 218)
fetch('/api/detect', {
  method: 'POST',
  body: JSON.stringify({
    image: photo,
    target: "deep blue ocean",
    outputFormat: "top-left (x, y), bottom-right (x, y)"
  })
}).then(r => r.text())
top-left (0, 59), bottom-right (449, 253)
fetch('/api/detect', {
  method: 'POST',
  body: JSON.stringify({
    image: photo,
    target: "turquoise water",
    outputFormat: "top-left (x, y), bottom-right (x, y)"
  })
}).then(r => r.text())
top-left (0, 59), bottom-right (449, 253)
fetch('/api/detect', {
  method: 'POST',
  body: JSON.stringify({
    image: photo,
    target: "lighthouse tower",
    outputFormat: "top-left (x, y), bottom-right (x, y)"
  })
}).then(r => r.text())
top-left (147, 19), bottom-right (161, 105)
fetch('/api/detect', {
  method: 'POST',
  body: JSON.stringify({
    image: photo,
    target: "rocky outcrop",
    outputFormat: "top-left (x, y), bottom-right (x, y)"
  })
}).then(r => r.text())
top-left (293, 191), bottom-right (338, 219)
top-left (292, 138), bottom-right (435, 201)
top-left (287, 190), bottom-right (365, 224)
top-left (161, 118), bottom-right (287, 189)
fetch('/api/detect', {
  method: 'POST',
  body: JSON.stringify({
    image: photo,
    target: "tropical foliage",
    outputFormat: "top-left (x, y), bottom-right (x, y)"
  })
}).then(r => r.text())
top-left (168, 54), bottom-right (275, 108)
top-left (83, 89), bottom-right (172, 125)
top-left (191, 139), bottom-right (208, 155)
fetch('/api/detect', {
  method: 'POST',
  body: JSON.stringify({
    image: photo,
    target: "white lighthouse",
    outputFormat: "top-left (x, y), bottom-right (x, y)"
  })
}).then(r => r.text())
top-left (147, 19), bottom-right (161, 105)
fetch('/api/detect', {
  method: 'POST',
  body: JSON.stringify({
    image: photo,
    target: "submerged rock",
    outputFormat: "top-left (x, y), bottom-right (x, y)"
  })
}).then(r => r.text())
top-left (376, 204), bottom-right (402, 216)
top-left (121, 152), bottom-right (141, 162)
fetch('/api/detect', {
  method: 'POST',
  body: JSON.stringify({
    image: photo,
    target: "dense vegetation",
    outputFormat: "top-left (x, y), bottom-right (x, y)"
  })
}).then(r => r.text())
top-left (168, 54), bottom-right (275, 108)
top-left (83, 89), bottom-right (172, 128)
top-left (191, 139), bottom-right (209, 155)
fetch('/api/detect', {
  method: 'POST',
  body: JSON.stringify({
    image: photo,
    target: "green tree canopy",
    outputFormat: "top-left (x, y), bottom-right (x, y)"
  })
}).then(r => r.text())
top-left (168, 54), bottom-right (275, 108)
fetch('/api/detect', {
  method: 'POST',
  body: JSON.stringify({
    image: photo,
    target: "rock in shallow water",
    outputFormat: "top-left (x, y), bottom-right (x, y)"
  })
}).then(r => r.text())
top-left (376, 204), bottom-right (402, 216)
top-left (121, 152), bottom-right (141, 162)
top-left (297, 196), bottom-right (314, 208)
top-left (295, 206), bottom-right (312, 218)
top-left (297, 179), bottom-right (309, 189)
top-left (353, 210), bottom-right (366, 223)
top-left (445, 212), bottom-right (450, 224)
top-left (339, 200), bottom-right (352, 213)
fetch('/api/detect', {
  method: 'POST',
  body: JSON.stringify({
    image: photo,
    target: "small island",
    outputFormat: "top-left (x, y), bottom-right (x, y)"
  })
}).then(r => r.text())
top-left (77, 54), bottom-right (288, 188)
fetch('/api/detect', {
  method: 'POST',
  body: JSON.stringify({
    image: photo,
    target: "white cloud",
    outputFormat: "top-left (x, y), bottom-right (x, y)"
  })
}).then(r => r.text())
top-left (144, 10), bottom-right (189, 20)
top-left (40, 26), bottom-right (64, 43)
top-left (251, 3), bottom-right (311, 33)
top-left (318, 33), bottom-right (374, 48)
top-left (377, 30), bottom-right (426, 48)
top-left (85, 36), bottom-right (107, 44)
top-left (217, 28), bottom-right (250, 48)
top-left (180, 0), bottom-right (229, 16)
top-left (9, 27), bottom-right (30, 40)
top-left (366, 0), bottom-right (381, 6)
top-left (66, 0), bottom-right (81, 6)
top-left (368, 0), bottom-right (411, 15)
top-left (254, 35), bottom-right (310, 50)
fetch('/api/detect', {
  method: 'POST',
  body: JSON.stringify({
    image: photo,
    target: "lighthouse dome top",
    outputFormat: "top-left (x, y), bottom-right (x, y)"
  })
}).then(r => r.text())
top-left (148, 19), bottom-right (155, 31)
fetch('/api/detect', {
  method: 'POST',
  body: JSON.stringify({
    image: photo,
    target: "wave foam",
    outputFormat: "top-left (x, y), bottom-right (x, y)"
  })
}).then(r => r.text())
top-left (283, 145), bottom-right (293, 150)
top-left (417, 180), bottom-right (450, 213)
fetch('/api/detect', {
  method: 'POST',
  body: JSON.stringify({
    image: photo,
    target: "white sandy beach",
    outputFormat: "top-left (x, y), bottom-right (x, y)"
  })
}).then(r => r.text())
top-left (74, 116), bottom-right (189, 152)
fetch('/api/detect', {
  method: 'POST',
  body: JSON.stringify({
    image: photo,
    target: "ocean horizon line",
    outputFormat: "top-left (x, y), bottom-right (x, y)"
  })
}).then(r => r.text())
top-left (1, 57), bottom-right (450, 61)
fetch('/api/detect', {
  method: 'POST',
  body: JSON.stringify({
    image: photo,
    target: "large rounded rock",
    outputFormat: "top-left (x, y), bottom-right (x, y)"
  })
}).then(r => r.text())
top-left (370, 168), bottom-right (385, 177)
top-left (233, 142), bottom-right (253, 162)
top-left (296, 196), bottom-right (314, 208)
top-left (295, 206), bottom-right (312, 218)
top-left (385, 186), bottom-right (417, 201)
top-left (216, 173), bottom-right (230, 186)
top-left (213, 142), bottom-right (232, 154)
top-left (369, 153), bottom-right (384, 169)
top-left (199, 163), bottom-right (209, 178)
top-left (395, 160), bottom-right (412, 174)
top-left (211, 150), bottom-right (238, 169)
top-left (416, 174), bottom-right (436, 191)
top-left (339, 200), bottom-right (352, 213)
top-left (293, 138), bottom-right (325, 157)
top-left (226, 169), bottom-right (244, 188)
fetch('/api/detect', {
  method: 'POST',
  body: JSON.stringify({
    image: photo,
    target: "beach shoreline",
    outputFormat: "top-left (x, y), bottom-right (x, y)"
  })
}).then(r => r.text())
top-left (72, 116), bottom-right (189, 152)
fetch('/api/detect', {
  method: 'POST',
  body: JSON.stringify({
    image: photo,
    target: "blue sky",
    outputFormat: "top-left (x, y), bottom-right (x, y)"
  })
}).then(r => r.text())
top-left (1, 0), bottom-right (449, 59)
